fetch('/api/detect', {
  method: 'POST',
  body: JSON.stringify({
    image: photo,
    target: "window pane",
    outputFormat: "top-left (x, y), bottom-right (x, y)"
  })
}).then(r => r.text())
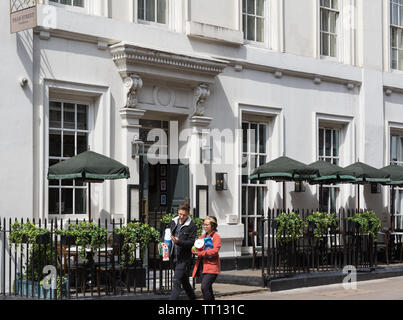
top-left (77, 104), bottom-right (88, 130)
top-left (321, 10), bottom-right (329, 32)
top-left (242, 154), bottom-right (248, 184)
top-left (325, 129), bottom-right (332, 156)
top-left (243, 14), bottom-right (247, 38)
top-left (259, 124), bottom-right (266, 154)
top-left (392, 28), bottom-right (398, 48)
top-left (256, 17), bottom-right (264, 42)
top-left (321, 33), bottom-right (329, 55)
top-left (256, 0), bottom-right (264, 16)
top-left (257, 187), bottom-right (265, 214)
top-left (247, 16), bottom-right (255, 41)
top-left (63, 131), bottom-right (75, 158)
top-left (392, 48), bottom-right (398, 69)
top-left (61, 188), bottom-right (73, 214)
top-left (60, 0), bottom-right (72, 5)
top-left (49, 102), bottom-right (62, 128)
top-left (138, 0), bottom-right (144, 19)
top-left (399, 50), bottom-right (403, 70)
top-left (250, 124), bottom-right (257, 153)
top-left (242, 0), bottom-right (247, 13)
top-left (247, 0), bottom-right (255, 14)
top-left (330, 34), bottom-right (337, 57)
top-left (157, 0), bottom-right (166, 23)
top-left (49, 159), bottom-right (60, 186)
top-left (248, 187), bottom-right (255, 215)
top-left (321, 0), bottom-right (330, 8)
top-left (63, 103), bottom-right (75, 129)
top-left (392, 4), bottom-right (399, 25)
top-left (75, 189), bottom-right (86, 214)
top-left (329, 12), bottom-right (337, 33)
top-left (319, 128), bottom-right (324, 157)
top-left (73, 0), bottom-right (84, 7)
top-left (146, 0), bottom-right (155, 21)
top-left (243, 123), bottom-right (248, 153)
top-left (333, 130), bottom-right (339, 157)
top-left (77, 132), bottom-right (88, 154)
top-left (391, 136), bottom-right (398, 162)
top-left (49, 130), bottom-right (62, 157)
top-left (49, 188), bottom-right (59, 215)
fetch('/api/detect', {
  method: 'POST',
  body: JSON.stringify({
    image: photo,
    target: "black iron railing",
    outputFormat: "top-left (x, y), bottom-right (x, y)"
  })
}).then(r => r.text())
top-left (259, 209), bottom-right (393, 282)
top-left (0, 215), bottom-right (178, 300)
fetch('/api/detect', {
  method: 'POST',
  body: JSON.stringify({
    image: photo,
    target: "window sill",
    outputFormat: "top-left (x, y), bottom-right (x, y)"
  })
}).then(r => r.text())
top-left (138, 19), bottom-right (169, 30)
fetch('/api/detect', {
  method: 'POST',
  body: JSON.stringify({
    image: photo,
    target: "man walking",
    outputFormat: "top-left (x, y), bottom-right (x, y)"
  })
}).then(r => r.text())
top-left (168, 203), bottom-right (197, 300)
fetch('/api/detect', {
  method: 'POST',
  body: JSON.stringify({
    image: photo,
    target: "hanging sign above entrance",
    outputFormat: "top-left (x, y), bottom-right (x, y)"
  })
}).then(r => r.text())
top-left (10, 0), bottom-right (37, 34)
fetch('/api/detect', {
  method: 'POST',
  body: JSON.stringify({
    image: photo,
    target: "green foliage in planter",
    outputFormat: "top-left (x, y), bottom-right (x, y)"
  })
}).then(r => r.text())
top-left (9, 221), bottom-right (50, 245)
top-left (160, 213), bottom-right (204, 237)
top-left (347, 210), bottom-right (381, 240)
top-left (115, 221), bottom-right (160, 265)
top-left (275, 212), bottom-right (306, 243)
top-left (306, 211), bottom-right (338, 238)
top-left (55, 221), bottom-right (107, 262)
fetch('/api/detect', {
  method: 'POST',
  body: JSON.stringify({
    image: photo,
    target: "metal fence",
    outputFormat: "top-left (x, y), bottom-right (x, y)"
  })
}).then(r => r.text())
top-left (259, 209), bottom-right (390, 281)
top-left (0, 217), bottom-right (178, 300)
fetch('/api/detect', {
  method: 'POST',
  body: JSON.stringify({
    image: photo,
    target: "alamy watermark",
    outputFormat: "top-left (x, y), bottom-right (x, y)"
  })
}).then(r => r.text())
top-left (342, 265), bottom-right (357, 290)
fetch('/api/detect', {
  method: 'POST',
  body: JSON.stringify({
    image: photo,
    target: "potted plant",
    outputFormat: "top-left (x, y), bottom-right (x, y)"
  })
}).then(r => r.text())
top-left (348, 210), bottom-right (381, 240)
top-left (57, 221), bottom-right (107, 263)
top-left (306, 211), bottom-right (338, 238)
top-left (275, 212), bottom-right (306, 243)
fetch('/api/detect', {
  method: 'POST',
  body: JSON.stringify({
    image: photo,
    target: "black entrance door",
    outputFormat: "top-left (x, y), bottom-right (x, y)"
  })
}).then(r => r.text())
top-left (139, 159), bottom-right (189, 227)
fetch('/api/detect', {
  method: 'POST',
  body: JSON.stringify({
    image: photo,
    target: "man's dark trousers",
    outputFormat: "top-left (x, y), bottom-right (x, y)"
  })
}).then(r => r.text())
top-left (169, 261), bottom-right (195, 300)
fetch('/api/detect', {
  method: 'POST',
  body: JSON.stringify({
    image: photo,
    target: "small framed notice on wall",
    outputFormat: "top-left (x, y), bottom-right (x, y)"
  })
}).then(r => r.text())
top-left (160, 194), bottom-right (167, 206)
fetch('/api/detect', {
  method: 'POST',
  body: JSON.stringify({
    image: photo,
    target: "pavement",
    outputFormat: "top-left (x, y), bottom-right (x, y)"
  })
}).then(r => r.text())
top-left (3, 264), bottom-right (403, 300)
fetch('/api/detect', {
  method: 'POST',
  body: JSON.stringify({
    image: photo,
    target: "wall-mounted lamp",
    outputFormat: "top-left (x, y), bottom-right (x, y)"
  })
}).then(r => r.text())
top-left (216, 173), bottom-right (228, 191)
top-left (131, 139), bottom-right (144, 159)
top-left (294, 181), bottom-right (306, 193)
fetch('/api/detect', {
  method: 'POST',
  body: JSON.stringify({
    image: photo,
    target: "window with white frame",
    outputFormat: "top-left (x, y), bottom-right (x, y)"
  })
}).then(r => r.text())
top-left (241, 121), bottom-right (268, 248)
top-left (242, 0), bottom-right (265, 42)
top-left (49, 0), bottom-right (84, 7)
top-left (391, 0), bottom-right (403, 70)
top-left (138, 0), bottom-right (167, 24)
top-left (48, 101), bottom-right (89, 216)
top-left (391, 134), bottom-right (403, 229)
top-left (318, 127), bottom-right (340, 213)
top-left (320, 0), bottom-right (339, 58)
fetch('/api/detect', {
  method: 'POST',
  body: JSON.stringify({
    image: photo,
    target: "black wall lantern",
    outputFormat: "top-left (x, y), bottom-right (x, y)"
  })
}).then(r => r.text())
top-left (216, 173), bottom-right (228, 191)
top-left (131, 139), bottom-right (145, 159)
top-left (371, 183), bottom-right (381, 194)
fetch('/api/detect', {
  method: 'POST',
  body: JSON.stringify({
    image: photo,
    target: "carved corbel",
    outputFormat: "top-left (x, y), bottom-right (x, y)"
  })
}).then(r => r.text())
top-left (124, 74), bottom-right (143, 108)
top-left (192, 84), bottom-right (210, 117)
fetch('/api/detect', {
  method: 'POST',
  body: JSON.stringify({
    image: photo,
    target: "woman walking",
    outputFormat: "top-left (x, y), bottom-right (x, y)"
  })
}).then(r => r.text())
top-left (192, 216), bottom-right (221, 300)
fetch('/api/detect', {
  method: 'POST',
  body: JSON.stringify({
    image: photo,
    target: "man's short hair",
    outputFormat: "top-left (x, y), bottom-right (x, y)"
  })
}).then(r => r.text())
top-left (178, 203), bottom-right (190, 213)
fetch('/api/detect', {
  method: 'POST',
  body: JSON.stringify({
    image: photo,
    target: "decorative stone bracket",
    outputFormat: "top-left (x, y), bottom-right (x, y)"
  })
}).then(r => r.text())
top-left (192, 83), bottom-right (210, 117)
top-left (124, 74), bottom-right (143, 109)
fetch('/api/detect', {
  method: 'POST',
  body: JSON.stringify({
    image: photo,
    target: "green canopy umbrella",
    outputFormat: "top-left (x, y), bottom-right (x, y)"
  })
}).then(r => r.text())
top-left (381, 164), bottom-right (403, 231)
top-left (306, 160), bottom-right (356, 211)
top-left (249, 156), bottom-right (319, 208)
top-left (48, 151), bottom-right (130, 220)
top-left (340, 161), bottom-right (391, 209)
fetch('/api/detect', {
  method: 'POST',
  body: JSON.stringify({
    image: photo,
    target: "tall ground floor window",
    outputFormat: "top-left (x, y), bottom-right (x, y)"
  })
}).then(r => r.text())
top-left (391, 134), bottom-right (403, 229)
top-left (48, 101), bottom-right (89, 216)
top-left (318, 127), bottom-right (340, 213)
top-left (241, 121), bottom-right (268, 248)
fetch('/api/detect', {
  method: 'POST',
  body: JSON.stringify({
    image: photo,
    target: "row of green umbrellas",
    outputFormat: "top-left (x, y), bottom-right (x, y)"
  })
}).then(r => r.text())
top-left (250, 156), bottom-right (403, 230)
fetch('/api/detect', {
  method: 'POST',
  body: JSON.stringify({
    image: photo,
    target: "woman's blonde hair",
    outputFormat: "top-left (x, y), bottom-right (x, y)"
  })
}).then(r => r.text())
top-left (204, 216), bottom-right (218, 231)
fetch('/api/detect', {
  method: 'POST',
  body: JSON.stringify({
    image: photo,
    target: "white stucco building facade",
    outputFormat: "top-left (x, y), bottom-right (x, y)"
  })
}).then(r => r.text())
top-left (2, 0), bottom-right (403, 261)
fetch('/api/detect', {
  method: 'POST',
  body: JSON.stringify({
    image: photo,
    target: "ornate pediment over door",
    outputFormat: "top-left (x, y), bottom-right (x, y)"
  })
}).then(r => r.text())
top-left (110, 42), bottom-right (228, 117)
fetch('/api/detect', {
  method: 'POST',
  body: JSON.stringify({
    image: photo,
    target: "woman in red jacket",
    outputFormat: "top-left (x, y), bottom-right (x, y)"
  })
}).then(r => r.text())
top-left (192, 216), bottom-right (221, 300)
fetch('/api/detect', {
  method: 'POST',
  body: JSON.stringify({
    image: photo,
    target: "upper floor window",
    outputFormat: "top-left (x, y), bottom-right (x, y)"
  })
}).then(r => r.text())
top-left (320, 0), bottom-right (339, 58)
top-left (391, 0), bottom-right (403, 70)
top-left (242, 0), bottom-right (265, 43)
top-left (138, 0), bottom-right (167, 24)
top-left (49, 0), bottom-right (84, 7)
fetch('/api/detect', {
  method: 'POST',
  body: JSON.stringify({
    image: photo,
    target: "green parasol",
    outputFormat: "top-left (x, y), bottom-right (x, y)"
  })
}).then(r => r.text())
top-left (48, 151), bottom-right (130, 219)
